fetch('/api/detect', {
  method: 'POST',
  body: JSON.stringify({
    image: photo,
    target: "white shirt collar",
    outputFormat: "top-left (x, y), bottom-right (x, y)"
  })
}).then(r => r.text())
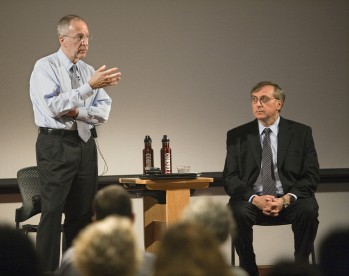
top-left (258, 116), bottom-right (280, 135)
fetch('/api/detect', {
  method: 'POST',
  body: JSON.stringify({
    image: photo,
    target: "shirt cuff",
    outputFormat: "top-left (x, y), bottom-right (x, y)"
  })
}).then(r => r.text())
top-left (76, 107), bottom-right (98, 125)
top-left (287, 193), bottom-right (297, 201)
top-left (76, 107), bottom-right (88, 121)
top-left (78, 83), bottom-right (94, 100)
top-left (249, 195), bottom-right (257, 203)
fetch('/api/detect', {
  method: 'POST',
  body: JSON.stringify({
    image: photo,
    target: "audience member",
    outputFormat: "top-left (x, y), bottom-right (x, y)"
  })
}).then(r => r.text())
top-left (73, 216), bottom-right (139, 276)
top-left (0, 224), bottom-right (42, 276)
top-left (319, 227), bottom-right (349, 276)
top-left (182, 196), bottom-right (247, 276)
top-left (56, 185), bottom-right (155, 276)
top-left (182, 196), bottom-right (235, 244)
top-left (266, 259), bottom-right (323, 276)
top-left (153, 222), bottom-right (233, 276)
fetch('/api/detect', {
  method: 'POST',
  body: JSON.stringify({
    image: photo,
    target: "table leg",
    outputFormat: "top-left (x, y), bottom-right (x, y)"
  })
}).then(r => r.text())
top-left (143, 189), bottom-right (190, 252)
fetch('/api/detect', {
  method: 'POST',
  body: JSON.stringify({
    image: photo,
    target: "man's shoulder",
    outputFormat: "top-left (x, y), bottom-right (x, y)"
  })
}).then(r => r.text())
top-left (227, 120), bottom-right (257, 136)
top-left (55, 247), bottom-right (77, 276)
top-left (280, 117), bottom-right (312, 131)
top-left (35, 52), bottom-right (59, 67)
top-left (139, 251), bottom-right (155, 276)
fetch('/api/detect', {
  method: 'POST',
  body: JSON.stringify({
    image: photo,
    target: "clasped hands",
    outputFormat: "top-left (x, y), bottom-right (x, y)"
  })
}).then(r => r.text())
top-left (252, 195), bottom-right (283, 217)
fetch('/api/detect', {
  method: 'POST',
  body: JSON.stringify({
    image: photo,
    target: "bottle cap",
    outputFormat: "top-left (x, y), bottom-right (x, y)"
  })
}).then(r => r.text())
top-left (162, 135), bottom-right (169, 142)
top-left (144, 135), bottom-right (152, 143)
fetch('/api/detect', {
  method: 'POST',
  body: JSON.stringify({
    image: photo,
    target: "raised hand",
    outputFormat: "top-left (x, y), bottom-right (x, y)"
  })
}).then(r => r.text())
top-left (88, 65), bottom-right (121, 89)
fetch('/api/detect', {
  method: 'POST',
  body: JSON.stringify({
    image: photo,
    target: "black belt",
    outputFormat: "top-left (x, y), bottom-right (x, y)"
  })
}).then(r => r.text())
top-left (38, 127), bottom-right (79, 137)
top-left (39, 127), bottom-right (97, 138)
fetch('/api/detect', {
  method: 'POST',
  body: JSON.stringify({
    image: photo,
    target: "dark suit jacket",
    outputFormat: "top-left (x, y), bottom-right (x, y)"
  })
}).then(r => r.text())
top-left (223, 117), bottom-right (320, 201)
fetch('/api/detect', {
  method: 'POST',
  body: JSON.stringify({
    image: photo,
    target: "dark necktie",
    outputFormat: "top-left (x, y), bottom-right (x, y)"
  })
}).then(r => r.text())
top-left (71, 65), bottom-right (91, 142)
top-left (261, 128), bottom-right (277, 196)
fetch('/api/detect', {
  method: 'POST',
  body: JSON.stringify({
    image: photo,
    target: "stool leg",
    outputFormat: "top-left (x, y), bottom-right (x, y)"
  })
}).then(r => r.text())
top-left (231, 240), bottom-right (236, 266)
top-left (311, 244), bottom-right (316, 264)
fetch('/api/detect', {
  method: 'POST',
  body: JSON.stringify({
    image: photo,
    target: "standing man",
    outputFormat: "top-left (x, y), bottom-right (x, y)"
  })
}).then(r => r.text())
top-left (223, 81), bottom-right (319, 276)
top-left (29, 14), bottom-right (121, 271)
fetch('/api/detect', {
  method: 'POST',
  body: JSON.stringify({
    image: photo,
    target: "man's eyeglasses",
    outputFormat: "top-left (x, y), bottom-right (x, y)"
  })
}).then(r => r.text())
top-left (251, 95), bottom-right (278, 104)
top-left (63, 34), bottom-right (92, 43)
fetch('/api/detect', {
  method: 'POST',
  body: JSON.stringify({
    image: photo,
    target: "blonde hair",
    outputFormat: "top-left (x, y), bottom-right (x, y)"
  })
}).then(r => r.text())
top-left (73, 216), bottom-right (140, 276)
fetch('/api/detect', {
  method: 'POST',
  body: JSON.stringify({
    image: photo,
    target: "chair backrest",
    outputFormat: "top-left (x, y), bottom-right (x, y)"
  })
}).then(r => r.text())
top-left (15, 166), bottom-right (41, 223)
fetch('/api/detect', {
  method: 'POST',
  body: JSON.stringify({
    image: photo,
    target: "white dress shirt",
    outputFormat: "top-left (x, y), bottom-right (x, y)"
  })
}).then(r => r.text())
top-left (30, 48), bottom-right (112, 129)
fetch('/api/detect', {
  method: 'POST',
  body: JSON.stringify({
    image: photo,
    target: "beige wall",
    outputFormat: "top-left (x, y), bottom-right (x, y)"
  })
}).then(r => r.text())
top-left (1, 0), bottom-right (349, 178)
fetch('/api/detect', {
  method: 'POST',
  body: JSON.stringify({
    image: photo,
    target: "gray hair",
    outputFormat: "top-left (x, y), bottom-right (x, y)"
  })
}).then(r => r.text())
top-left (57, 14), bottom-right (85, 36)
top-left (182, 196), bottom-right (236, 243)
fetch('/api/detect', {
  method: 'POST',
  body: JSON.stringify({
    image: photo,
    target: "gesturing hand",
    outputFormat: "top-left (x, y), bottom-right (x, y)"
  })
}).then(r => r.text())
top-left (88, 65), bottom-right (121, 89)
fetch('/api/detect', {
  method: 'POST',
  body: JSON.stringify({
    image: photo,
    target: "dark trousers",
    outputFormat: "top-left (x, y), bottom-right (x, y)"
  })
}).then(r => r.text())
top-left (35, 132), bottom-right (98, 271)
top-left (229, 196), bottom-right (319, 276)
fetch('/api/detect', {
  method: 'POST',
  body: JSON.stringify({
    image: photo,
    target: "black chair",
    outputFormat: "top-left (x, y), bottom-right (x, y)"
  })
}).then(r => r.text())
top-left (231, 222), bottom-right (316, 266)
top-left (15, 166), bottom-right (42, 234)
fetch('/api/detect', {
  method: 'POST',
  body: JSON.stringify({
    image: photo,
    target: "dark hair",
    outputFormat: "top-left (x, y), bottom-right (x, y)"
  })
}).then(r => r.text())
top-left (319, 227), bottom-right (349, 276)
top-left (251, 81), bottom-right (286, 103)
top-left (0, 224), bottom-right (42, 275)
top-left (93, 185), bottom-right (133, 220)
top-left (267, 259), bottom-right (322, 276)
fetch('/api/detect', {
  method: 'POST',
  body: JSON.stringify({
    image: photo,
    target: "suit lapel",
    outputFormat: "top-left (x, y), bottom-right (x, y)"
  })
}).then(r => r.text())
top-left (277, 117), bottom-right (292, 168)
top-left (247, 120), bottom-right (262, 168)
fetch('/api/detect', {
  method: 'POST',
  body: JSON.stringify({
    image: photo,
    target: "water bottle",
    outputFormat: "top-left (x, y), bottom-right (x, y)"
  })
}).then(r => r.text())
top-left (160, 135), bottom-right (172, 174)
top-left (143, 135), bottom-right (154, 174)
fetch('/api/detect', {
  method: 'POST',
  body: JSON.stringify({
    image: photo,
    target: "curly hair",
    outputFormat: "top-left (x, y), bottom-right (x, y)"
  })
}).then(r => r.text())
top-left (73, 216), bottom-right (140, 276)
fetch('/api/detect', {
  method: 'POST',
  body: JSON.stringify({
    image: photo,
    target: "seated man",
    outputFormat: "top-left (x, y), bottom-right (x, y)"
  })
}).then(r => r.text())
top-left (223, 81), bottom-right (320, 276)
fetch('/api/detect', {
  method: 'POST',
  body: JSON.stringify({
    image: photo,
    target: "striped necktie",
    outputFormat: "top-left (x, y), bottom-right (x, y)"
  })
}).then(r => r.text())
top-left (71, 65), bottom-right (91, 142)
top-left (261, 128), bottom-right (277, 196)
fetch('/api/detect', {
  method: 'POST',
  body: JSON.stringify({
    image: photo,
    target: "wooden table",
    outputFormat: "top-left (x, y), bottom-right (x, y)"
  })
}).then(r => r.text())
top-left (119, 177), bottom-right (213, 252)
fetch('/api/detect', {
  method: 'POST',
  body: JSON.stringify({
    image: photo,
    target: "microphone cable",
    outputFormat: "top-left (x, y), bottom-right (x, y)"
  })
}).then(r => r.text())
top-left (94, 137), bottom-right (109, 176)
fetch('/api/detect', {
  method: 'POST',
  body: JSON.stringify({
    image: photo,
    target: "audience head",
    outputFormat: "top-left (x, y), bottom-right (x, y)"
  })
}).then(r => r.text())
top-left (73, 216), bottom-right (139, 276)
top-left (93, 185), bottom-right (134, 221)
top-left (154, 222), bottom-right (232, 276)
top-left (0, 224), bottom-right (41, 276)
top-left (319, 226), bottom-right (349, 276)
top-left (182, 196), bottom-right (236, 243)
top-left (266, 259), bottom-right (322, 276)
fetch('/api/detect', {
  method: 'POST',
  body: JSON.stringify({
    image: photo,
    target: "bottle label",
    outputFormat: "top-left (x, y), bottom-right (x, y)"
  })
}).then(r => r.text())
top-left (164, 153), bottom-right (171, 173)
top-left (145, 153), bottom-right (152, 168)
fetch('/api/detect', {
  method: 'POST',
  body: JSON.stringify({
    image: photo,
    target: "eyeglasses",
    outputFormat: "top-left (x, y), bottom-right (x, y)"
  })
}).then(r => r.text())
top-left (251, 95), bottom-right (278, 104)
top-left (63, 34), bottom-right (92, 43)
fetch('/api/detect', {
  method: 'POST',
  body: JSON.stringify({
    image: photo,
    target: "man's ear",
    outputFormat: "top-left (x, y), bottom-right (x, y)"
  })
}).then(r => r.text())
top-left (276, 100), bottom-right (283, 112)
top-left (59, 35), bottom-right (66, 46)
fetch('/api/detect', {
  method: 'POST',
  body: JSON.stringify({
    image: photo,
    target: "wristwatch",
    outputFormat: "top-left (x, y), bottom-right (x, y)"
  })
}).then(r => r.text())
top-left (282, 196), bottom-right (289, 209)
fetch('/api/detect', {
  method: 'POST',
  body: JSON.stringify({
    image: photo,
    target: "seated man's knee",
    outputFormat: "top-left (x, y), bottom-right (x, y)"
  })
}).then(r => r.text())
top-left (293, 198), bottom-right (318, 220)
